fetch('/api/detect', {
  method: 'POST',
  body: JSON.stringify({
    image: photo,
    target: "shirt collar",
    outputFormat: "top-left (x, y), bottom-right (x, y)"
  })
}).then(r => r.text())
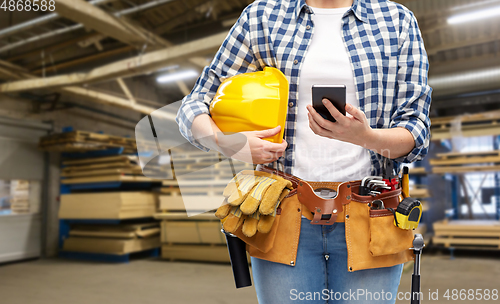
top-left (351, 0), bottom-right (369, 23)
top-left (295, 0), bottom-right (369, 23)
top-left (294, 0), bottom-right (309, 20)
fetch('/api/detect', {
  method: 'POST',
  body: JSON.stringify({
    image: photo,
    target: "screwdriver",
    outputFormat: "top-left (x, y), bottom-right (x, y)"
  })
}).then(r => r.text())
top-left (401, 166), bottom-right (410, 198)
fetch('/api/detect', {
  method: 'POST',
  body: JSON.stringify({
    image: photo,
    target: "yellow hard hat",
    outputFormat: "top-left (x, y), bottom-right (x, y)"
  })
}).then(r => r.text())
top-left (209, 67), bottom-right (289, 144)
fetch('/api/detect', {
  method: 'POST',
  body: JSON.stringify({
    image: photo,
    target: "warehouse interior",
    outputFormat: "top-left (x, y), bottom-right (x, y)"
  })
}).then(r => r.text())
top-left (0, 0), bottom-right (499, 303)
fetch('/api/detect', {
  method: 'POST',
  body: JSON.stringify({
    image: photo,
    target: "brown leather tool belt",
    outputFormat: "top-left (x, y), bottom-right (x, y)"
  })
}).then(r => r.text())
top-left (257, 166), bottom-right (400, 225)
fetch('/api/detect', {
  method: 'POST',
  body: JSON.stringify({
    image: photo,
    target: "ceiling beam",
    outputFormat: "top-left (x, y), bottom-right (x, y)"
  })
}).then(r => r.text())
top-left (0, 32), bottom-right (226, 93)
top-left (6, 33), bottom-right (100, 63)
top-left (0, 60), bottom-right (32, 80)
top-left (55, 0), bottom-right (169, 48)
top-left (0, 67), bottom-right (25, 81)
top-left (427, 34), bottom-right (500, 56)
top-left (0, 59), bottom-right (159, 115)
top-left (116, 78), bottom-right (136, 104)
top-left (59, 86), bottom-right (160, 115)
top-left (32, 46), bottom-right (134, 75)
top-left (429, 54), bottom-right (500, 75)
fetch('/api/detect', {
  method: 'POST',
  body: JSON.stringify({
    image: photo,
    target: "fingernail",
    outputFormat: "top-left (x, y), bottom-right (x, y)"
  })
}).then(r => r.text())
top-left (346, 104), bottom-right (352, 110)
top-left (322, 99), bottom-right (327, 105)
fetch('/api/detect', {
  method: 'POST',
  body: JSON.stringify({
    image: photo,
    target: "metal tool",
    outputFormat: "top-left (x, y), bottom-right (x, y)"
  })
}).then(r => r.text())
top-left (367, 180), bottom-right (391, 190)
top-left (401, 166), bottom-right (410, 198)
top-left (382, 158), bottom-right (398, 191)
top-left (367, 180), bottom-right (387, 187)
top-left (359, 176), bottom-right (383, 195)
top-left (369, 199), bottom-right (385, 210)
top-left (410, 234), bottom-right (425, 304)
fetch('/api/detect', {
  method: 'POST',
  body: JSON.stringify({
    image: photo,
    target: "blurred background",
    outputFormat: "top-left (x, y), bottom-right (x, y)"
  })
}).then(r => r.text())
top-left (0, 0), bottom-right (499, 303)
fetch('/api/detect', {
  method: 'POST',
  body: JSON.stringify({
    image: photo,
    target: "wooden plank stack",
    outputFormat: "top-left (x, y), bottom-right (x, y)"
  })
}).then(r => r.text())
top-left (433, 220), bottom-right (500, 250)
top-left (409, 185), bottom-right (430, 213)
top-left (39, 130), bottom-right (137, 154)
top-left (60, 155), bottom-right (160, 185)
top-left (55, 139), bottom-right (162, 260)
top-left (430, 150), bottom-right (500, 174)
top-left (9, 180), bottom-right (30, 214)
top-left (431, 110), bottom-right (500, 140)
top-left (155, 213), bottom-right (229, 262)
top-left (155, 151), bottom-right (254, 263)
top-left (409, 167), bottom-right (427, 175)
top-left (59, 192), bottom-right (156, 219)
top-left (63, 223), bottom-right (160, 255)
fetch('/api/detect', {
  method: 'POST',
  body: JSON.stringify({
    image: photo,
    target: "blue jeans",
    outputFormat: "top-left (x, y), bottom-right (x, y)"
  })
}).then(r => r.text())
top-left (251, 218), bottom-right (404, 304)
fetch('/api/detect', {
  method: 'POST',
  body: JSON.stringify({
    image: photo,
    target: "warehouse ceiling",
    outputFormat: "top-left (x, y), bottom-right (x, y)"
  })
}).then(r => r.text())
top-left (0, 0), bottom-right (499, 119)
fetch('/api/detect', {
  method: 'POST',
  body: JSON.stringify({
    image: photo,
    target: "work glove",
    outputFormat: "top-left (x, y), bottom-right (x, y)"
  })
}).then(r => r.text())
top-left (215, 170), bottom-right (292, 237)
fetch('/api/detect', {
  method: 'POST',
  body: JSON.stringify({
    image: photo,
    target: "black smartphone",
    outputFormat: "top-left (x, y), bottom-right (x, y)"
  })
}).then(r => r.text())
top-left (311, 85), bottom-right (346, 123)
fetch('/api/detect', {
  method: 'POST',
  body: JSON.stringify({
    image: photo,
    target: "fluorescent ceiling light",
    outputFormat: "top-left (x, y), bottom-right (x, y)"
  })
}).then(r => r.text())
top-left (447, 5), bottom-right (500, 24)
top-left (157, 70), bottom-right (198, 83)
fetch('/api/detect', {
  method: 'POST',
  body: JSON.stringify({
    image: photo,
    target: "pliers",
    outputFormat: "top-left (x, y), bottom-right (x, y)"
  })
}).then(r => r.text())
top-left (382, 158), bottom-right (398, 191)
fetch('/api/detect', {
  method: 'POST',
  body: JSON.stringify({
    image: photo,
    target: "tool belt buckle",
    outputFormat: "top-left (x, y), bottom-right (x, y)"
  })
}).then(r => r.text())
top-left (297, 181), bottom-right (352, 225)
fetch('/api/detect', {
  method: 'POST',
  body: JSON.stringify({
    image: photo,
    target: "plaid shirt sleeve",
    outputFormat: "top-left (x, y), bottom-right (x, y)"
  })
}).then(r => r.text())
top-left (390, 11), bottom-right (432, 164)
top-left (175, 6), bottom-right (257, 151)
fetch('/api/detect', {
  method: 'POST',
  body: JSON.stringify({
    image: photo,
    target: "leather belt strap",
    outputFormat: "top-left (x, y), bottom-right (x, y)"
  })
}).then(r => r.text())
top-left (257, 166), bottom-right (351, 225)
top-left (256, 166), bottom-right (401, 225)
top-left (297, 180), bottom-right (351, 224)
top-left (301, 182), bottom-right (345, 223)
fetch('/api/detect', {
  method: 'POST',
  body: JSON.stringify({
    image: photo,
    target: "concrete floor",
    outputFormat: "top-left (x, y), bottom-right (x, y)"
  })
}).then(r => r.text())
top-left (0, 252), bottom-right (498, 304)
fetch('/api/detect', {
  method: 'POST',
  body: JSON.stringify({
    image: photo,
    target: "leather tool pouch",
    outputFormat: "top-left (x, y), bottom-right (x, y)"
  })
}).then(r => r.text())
top-left (225, 167), bottom-right (414, 270)
top-left (228, 206), bottom-right (281, 254)
top-left (226, 166), bottom-right (302, 254)
top-left (346, 184), bottom-right (415, 271)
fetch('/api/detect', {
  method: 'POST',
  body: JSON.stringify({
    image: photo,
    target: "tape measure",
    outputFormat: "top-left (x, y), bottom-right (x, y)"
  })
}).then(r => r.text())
top-left (389, 197), bottom-right (422, 230)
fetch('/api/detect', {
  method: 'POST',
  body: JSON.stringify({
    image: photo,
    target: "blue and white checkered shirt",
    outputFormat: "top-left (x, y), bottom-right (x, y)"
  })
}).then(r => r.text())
top-left (176, 0), bottom-right (432, 176)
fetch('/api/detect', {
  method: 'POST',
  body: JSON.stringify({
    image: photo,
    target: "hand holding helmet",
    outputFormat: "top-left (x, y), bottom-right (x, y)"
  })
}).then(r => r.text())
top-left (215, 126), bottom-right (287, 164)
top-left (207, 67), bottom-right (290, 164)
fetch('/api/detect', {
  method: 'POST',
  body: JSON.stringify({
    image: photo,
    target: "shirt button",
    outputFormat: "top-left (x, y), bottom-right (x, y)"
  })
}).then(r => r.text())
top-left (289, 102), bottom-right (294, 107)
top-left (293, 59), bottom-right (299, 65)
top-left (306, 25), bottom-right (311, 30)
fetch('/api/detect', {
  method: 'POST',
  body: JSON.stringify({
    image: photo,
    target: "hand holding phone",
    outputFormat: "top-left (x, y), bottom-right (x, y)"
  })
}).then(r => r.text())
top-left (311, 85), bottom-right (346, 122)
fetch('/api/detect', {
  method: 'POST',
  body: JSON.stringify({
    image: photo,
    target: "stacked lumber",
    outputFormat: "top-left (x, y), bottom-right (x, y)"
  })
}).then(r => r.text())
top-left (409, 186), bottom-right (430, 199)
top-left (409, 167), bottom-right (427, 175)
top-left (59, 192), bottom-right (156, 219)
top-left (430, 150), bottom-right (500, 174)
top-left (433, 220), bottom-right (500, 250)
top-left (52, 140), bottom-right (162, 260)
top-left (39, 130), bottom-right (137, 154)
top-left (431, 110), bottom-right (500, 140)
top-left (154, 151), bottom-right (253, 262)
top-left (63, 223), bottom-right (160, 255)
top-left (171, 151), bottom-right (253, 180)
top-left (60, 155), bottom-right (161, 184)
top-left (408, 185), bottom-right (430, 212)
top-left (9, 180), bottom-right (30, 214)
top-left (160, 151), bottom-right (253, 214)
top-left (154, 212), bottom-right (229, 262)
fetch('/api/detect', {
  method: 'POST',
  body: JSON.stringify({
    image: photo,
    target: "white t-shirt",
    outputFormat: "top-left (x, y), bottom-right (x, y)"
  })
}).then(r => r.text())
top-left (293, 6), bottom-right (372, 182)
